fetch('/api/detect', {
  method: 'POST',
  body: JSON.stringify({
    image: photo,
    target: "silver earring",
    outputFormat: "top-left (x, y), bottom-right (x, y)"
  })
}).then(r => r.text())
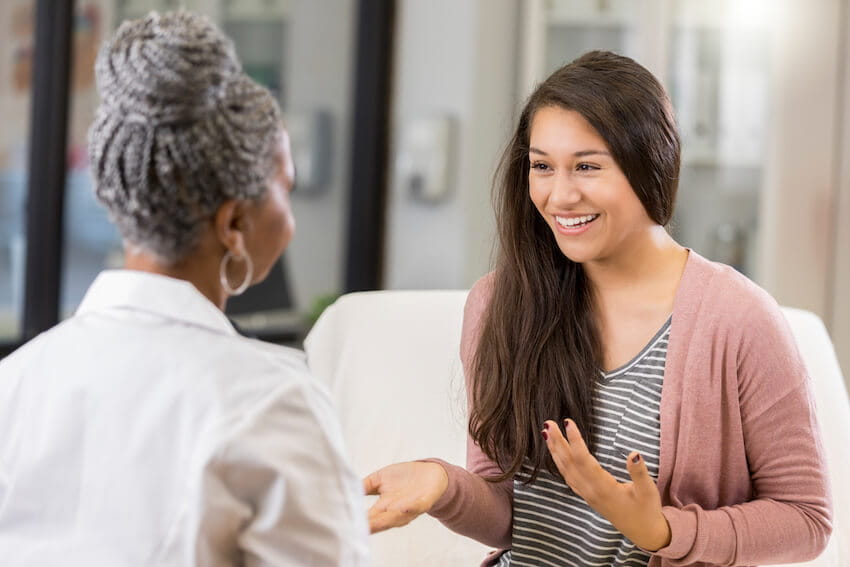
top-left (219, 250), bottom-right (253, 296)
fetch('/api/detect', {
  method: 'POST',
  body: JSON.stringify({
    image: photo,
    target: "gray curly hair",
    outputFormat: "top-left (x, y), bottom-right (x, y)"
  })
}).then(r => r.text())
top-left (88, 10), bottom-right (282, 262)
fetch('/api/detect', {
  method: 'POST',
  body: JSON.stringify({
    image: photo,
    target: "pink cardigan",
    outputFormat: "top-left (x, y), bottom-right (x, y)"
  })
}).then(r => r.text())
top-left (427, 252), bottom-right (832, 566)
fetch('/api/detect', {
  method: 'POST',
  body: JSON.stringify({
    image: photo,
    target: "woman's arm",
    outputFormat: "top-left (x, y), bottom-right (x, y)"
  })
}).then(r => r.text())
top-left (654, 298), bottom-right (833, 566)
top-left (364, 274), bottom-right (513, 548)
top-left (206, 379), bottom-right (371, 566)
top-left (537, 280), bottom-right (833, 565)
top-left (426, 274), bottom-right (513, 549)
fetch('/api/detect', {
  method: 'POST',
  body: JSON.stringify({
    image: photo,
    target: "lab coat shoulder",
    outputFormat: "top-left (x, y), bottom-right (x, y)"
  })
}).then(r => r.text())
top-left (199, 337), bottom-right (372, 565)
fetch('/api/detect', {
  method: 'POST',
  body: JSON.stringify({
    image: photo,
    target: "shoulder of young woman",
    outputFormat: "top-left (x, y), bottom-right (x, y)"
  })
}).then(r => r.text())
top-left (683, 253), bottom-right (793, 348)
top-left (466, 272), bottom-right (496, 314)
top-left (460, 272), bottom-right (497, 362)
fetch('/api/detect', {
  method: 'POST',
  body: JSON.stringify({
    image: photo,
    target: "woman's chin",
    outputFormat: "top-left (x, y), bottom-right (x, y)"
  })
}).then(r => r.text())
top-left (555, 244), bottom-right (600, 265)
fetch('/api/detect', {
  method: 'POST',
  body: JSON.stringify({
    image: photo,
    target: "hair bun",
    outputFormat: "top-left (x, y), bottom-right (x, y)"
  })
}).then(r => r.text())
top-left (88, 9), bottom-right (282, 262)
top-left (94, 11), bottom-right (240, 125)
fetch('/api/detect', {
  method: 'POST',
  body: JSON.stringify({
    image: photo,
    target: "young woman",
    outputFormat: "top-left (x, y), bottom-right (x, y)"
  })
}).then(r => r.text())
top-left (364, 51), bottom-right (832, 566)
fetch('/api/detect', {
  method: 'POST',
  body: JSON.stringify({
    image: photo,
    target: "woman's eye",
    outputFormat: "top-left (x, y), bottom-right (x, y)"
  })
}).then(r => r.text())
top-left (577, 163), bottom-right (599, 172)
top-left (530, 162), bottom-right (550, 172)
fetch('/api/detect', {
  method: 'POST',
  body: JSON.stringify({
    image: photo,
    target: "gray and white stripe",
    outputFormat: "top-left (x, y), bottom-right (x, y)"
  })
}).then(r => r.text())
top-left (498, 317), bottom-right (670, 566)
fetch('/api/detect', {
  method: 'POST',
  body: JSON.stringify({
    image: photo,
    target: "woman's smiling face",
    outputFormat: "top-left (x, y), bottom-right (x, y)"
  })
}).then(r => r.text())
top-left (528, 105), bottom-right (656, 266)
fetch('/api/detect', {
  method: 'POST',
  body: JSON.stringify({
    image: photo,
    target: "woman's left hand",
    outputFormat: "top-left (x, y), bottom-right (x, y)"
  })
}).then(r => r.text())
top-left (542, 419), bottom-right (672, 552)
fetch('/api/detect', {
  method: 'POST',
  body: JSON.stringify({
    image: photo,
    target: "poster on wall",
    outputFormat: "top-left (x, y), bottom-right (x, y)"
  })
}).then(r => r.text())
top-left (0, 0), bottom-right (35, 172)
top-left (67, 2), bottom-right (104, 171)
top-left (10, 2), bottom-right (33, 95)
top-left (0, 1), bottom-right (106, 171)
top-left (73, 5), bottom-right (100, 92)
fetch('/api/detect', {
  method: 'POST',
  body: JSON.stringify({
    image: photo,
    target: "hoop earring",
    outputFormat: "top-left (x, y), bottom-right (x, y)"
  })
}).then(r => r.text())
top-left (219, 250), bottom-right (253, 296)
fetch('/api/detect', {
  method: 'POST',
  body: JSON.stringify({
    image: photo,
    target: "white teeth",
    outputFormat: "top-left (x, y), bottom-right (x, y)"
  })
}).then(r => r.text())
top-left (556, 214), bottom-right (598, 227)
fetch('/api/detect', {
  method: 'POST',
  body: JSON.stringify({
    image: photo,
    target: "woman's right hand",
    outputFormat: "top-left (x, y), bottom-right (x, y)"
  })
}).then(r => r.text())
top-left (363, 461), bottom-right (449, 533)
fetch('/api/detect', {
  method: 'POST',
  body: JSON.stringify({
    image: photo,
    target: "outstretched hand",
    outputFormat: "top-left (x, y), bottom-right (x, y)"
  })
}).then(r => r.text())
top-left (542, 419), bottom-right (671, 552)
top-left (363, 461), bottom-right (449, 534)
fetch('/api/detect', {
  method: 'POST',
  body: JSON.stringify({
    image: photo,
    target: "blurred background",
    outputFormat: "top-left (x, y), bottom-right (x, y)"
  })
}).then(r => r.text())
top-left (0, 0), bottom-right (848, 383)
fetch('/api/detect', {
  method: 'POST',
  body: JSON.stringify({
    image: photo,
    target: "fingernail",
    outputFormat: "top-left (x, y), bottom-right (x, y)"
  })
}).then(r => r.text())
top-left (543, 422), bottom-right (549, 430)
top-left (542, 430), bottom-right (549, 441)
top-left (632, 454), bottom-right (641, 464)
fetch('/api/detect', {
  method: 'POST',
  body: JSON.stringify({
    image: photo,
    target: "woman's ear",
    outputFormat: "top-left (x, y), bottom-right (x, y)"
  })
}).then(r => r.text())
top-left (213, 199), bottom-right (247, 255)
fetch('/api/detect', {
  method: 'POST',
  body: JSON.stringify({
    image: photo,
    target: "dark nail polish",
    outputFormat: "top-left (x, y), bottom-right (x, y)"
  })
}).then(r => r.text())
top-left (632, 454), bottom-right (641, 464)
top-left (563, 419), bottom-right (569, 430)
top-left (542, 430), bottom-right (549, 441)
top-left (543, 422), bottom-right (549, 430)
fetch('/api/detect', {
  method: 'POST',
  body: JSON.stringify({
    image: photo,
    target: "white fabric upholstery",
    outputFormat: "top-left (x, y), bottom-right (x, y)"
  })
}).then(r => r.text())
top-left (305, 290), bottom-right (487, 565)
top-left (305, 291), bottom-right (850, 567)
top-left (773, 307), bottom-right (850, 567)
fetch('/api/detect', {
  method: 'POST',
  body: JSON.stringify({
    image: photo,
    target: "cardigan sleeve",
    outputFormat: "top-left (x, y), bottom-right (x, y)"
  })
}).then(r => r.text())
top-left (654, 294), bottom-right (833, 565)
top-left (425, 274), bottom-right (513, 549)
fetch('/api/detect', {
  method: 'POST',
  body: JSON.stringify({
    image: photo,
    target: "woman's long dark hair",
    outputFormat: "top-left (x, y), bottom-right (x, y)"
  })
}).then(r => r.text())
top-left (469, 51), bottom-right (681, 482)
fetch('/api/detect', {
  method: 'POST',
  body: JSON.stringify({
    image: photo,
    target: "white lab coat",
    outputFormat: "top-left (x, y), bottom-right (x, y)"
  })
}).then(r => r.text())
top-left (0, 270), bottom-right (371, 566)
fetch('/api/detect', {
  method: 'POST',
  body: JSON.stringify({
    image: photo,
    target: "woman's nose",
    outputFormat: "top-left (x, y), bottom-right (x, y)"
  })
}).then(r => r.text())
top-left (549, 173), bottom-right (582, 207)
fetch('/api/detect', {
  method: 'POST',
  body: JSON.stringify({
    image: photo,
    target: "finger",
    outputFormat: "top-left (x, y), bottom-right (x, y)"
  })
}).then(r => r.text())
top-left (367, 502), bottom-right (382, 533)
top-left (368, 499), bottom-right (415, 534)
top-left (542, 420), bottom-right (569, 450)
top-left (363, 472), bottom-right (380, 496)
top-left (563, 418), bottom-right (589, 455)
top-left (542, 420), bottom-right (575, 478)
top-left (368, 507), bottom-right (399, 534)
top-left (625, 452), bottom-right (657, 498)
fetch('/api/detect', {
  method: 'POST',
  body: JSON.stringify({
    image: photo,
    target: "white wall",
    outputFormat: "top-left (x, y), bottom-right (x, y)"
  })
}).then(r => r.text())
top-left (756, 0), bottom-right (843, 319)
top-left (830, 0), bottom-right (850, 379)
top-left (383, 0), bottom-right (519, 289)
top-left (284, 0), bottom-right (356, 310)
top-left (751, 0), bottom-right (850, 387)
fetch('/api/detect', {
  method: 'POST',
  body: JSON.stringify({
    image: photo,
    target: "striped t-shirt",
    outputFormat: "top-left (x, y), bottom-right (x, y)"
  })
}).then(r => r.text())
top-left (498, 316), bottom-right (671, 567)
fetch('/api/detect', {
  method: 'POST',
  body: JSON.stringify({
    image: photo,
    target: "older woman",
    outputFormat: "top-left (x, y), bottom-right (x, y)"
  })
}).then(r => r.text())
top-left (0, 11), bottom-right (369, 566)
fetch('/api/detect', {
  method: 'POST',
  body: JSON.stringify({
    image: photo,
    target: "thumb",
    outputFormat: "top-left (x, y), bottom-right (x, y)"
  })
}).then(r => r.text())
top-left (363, 471), bottom-right (381, 496)
top-left (626, 452), bottom-right (656, 498)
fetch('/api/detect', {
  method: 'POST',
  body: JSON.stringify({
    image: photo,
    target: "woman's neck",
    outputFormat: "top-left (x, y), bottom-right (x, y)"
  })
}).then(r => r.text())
top-left (582, 226), bottom-right (688, 295)
top-left (123, 246), bottom-right (227, 310)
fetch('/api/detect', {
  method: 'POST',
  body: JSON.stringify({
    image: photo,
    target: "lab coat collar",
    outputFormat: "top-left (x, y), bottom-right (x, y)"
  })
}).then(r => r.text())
top-left (76, 270), bottom-right (238, 337)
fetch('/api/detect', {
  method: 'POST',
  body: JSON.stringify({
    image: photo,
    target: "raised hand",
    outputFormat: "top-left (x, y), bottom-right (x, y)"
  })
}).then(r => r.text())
top-left (542, 419), bottom-right (671, 551)
top-left (363, 461), bottom-right (449, 533)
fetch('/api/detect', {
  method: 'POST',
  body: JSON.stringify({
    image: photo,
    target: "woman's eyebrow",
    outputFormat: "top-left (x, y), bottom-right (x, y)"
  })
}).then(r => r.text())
top-left (573, 149), bottom-right (610, 157)
top-left (528, 147), bottom-right (610, 157)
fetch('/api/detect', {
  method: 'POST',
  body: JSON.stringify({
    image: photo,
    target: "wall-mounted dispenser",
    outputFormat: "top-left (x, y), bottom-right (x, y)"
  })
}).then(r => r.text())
top-left (285, 109), bottom-right (333, 196)
top-left (394, 115), bottom-right (455, 203)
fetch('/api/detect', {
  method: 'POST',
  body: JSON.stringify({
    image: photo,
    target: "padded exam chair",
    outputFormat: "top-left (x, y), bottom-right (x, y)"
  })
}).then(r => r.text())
top-left (305, 291), bottom-right (849, 567)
